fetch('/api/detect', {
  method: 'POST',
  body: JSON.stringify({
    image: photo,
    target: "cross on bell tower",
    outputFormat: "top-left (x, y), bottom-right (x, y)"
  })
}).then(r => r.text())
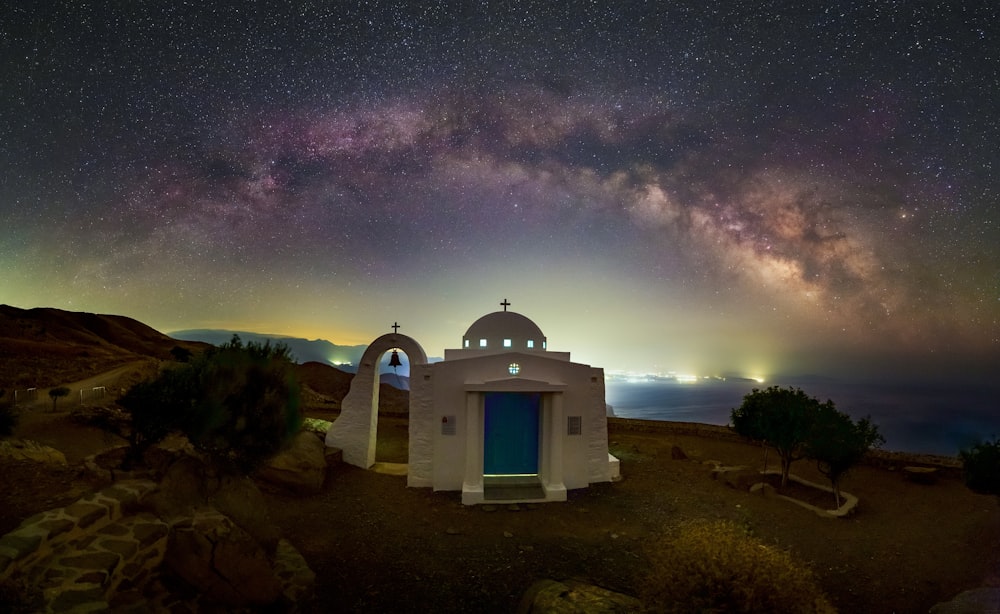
top-left (500, 299), bottom-right (511, 312)
top-left (391, 322), bottom-right (400, 333)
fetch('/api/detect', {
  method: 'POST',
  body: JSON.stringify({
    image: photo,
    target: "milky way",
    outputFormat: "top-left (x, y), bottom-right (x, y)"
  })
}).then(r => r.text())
top-left (2, 2), bottom-right (997, 378)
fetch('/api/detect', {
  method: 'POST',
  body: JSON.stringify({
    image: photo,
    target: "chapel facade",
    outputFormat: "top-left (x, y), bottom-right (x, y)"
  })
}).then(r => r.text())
top-left (326, 303), bottom-right (620, 505)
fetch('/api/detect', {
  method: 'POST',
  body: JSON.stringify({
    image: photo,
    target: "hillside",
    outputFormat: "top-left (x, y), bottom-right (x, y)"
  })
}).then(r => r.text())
top-left (0, 305), bottom-right (207, 389)
top-left (295, 361), bottom-right (410, 414)
top-left (0, 305), bottom-right (409, 413)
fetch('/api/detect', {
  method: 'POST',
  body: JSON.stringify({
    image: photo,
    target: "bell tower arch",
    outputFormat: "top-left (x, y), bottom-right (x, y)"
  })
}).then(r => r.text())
top-left (325, 332), bottom-right (427, 468)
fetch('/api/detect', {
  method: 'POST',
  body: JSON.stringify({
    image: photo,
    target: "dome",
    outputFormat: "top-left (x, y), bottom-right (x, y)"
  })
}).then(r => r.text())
top-left (462, 311), bottom-right (547, 352)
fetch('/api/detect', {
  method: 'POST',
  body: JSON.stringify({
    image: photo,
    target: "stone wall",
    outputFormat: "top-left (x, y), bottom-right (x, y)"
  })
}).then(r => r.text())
top-left (0, 478), bottom-right (314, 612)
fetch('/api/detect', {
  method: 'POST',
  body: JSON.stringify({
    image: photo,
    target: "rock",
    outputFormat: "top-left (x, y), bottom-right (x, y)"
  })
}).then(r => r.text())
top-left (930, 587), bottom-right (1000, 614)
top-left (670, 445), bottom-right (687, 460)
top-left (211, 474), bottom-right (282, 554)
top-left (517, 578), bottom-right (642, 613)
top-left (711, 465), bottom-right (758, 490)
top-left (164, 509), bottom-right (283, 607)
top-left (143, 453), bottom-right (212, 519)
top-left (257, 430), bottom-right (327, 494)
top-left (0, 438), bottom-right (67, 466)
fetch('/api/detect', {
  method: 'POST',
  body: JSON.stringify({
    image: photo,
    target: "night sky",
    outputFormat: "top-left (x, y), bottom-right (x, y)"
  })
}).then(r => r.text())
top-left (2, 2), bottom-right (998, 380)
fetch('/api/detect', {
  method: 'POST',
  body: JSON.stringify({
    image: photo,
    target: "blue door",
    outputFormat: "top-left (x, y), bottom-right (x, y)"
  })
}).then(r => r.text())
top-left (484, 392), bottom-right (541, 475)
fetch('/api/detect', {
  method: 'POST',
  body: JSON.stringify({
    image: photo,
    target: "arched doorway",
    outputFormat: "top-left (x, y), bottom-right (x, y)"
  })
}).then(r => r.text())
top-left (325, 332), bottom-right (427, 468)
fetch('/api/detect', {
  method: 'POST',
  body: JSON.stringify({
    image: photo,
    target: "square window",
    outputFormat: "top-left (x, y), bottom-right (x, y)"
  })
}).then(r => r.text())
top-left (503, 338), bottom-right (512, 348)
top-left (568, 416), bottom-right (582, 436)
top-left (526, 340), bottom-right (534, 348)
top-left (479, 338), bottom-right (487, 347)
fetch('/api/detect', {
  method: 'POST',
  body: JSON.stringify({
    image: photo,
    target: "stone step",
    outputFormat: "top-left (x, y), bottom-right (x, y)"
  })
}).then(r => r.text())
top-left (22, 512), bottom-right (169, 613)
top-left (0, 480), bottom-right (157, 582)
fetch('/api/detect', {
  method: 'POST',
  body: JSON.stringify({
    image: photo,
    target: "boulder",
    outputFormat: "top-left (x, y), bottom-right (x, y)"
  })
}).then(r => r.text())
top-left (517, 578), bottom-right (642, 613)
top-left (143, 453), bottom-right (213, 519)
top-left (141, 450), bottom-right (281, 551)
top-left (670, 445), bottom-right (687, 460)
top-left (257, 430), bottom-right (327, 494)
top-left (710, 465), bottom-right (759, 490)
top-left (210, 474), bottom-right (281, 553)
top-left (164, 509), bottom-right (283, 607)
top-left (0, 438), bottom-right (67, 465)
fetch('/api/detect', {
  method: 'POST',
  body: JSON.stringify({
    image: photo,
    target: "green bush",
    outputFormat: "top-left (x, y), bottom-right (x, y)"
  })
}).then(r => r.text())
top-left (641, 519), bottom-right (835, 613)
top-left (190, 336), bottom-right (302, 473)
top-left (118, 335), bottom-right (302, 474)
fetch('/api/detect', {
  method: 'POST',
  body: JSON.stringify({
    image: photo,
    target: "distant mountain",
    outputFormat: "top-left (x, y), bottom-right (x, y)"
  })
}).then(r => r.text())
top-left (169, 329), bottom-right (433, 383)
top-left (169, 329), bottom-right (368, 367)
top-left (0, 305), bottom-right (207, 388)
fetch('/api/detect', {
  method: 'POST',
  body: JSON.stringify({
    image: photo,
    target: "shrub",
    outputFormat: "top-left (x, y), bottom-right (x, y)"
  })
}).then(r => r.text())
top-left (641, 519), bottom-right (835, 613)
top-left (189, 336), bottom-right (302, 473)
top-left (118, 335), bottom-right (302, 474)
top-left (960, 438), bottom-right (1000, 497)
top-left (118, 367), bottom-right (199, 468)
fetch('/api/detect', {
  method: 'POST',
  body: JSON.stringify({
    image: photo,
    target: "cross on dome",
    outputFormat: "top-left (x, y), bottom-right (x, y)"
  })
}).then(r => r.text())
top-left (500, 299), bottom-right (511, 311)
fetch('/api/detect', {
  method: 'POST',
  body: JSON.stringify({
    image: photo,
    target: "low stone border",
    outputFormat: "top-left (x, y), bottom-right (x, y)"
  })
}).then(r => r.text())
top-left (750, 470), bottom-right (858, 519)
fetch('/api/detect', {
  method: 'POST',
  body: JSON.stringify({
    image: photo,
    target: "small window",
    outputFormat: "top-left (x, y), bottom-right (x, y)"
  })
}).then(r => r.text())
top-left (508, 363), bottom-right (520, 375)
top-left (526, 339), bottom-right (534, 348)
top-left (542, 341), bottom-right (547, 349)
top-left (568, 416), bottom-right (582, 436)
top-left (464, 339), bottom-right (469, 348)
top-left (479, 338), bottom-right (487, 347)
top-left (503, 338), bottom-right (512, 348)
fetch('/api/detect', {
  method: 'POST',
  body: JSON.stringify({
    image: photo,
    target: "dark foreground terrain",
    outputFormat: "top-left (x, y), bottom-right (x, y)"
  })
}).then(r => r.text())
top-left (4, 408), bottom-right (999, 613)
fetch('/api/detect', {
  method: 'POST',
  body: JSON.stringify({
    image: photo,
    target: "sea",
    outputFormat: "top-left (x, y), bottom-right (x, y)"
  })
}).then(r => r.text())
top-left (604, 377), bottom-right (1000, 457)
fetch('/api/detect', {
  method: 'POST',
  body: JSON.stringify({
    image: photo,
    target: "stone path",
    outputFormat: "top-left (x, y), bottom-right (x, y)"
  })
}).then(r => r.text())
top-left (0, 479), bottom-right (313, 612)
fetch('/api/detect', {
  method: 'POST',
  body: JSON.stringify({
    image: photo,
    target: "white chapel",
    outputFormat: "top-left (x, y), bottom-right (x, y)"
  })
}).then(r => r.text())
top-left (326, 302), bottom-right (621, 505)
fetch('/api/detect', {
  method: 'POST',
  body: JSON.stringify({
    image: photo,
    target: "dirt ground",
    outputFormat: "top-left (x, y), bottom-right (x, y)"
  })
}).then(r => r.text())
top-left (4, 407), bottom-right (999, 613)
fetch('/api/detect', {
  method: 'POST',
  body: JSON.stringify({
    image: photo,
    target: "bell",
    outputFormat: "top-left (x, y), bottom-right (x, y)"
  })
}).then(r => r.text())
top-left (388, 349), bottom-right (402, 369)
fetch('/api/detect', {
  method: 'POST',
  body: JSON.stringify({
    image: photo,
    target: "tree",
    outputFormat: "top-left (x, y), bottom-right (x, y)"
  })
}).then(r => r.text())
top-left (118, 335), bottom-right (302, 474)
top-left (804, 405), bottom-right (884, 507)
top-left (731, 386), bottom-right (823, 487)
top-left (48, 386), bottom-right (71, 412)
top-left (960, 438), bottom-right (1000, 498)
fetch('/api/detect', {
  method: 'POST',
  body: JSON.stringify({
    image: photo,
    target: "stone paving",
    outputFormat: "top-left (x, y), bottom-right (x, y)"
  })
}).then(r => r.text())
top-left (0, 479), bottom-right (314, 612)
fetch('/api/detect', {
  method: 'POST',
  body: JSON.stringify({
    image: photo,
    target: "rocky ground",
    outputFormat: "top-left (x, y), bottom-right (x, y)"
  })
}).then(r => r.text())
top-left (3, 406), bottom-right (1000, 613)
